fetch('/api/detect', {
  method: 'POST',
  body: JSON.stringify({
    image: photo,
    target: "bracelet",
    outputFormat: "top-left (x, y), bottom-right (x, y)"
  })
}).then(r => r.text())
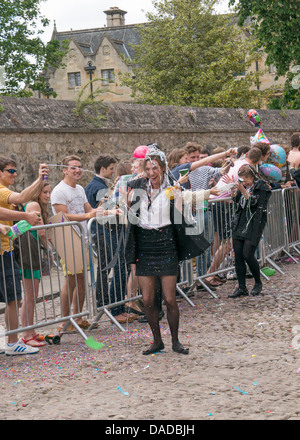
top-left (87, 212), bottom-right (91, 220)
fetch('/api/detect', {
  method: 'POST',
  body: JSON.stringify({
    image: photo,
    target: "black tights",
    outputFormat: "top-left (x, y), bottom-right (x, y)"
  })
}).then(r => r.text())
top-left (138, 275), bottom-right (188, 354)
top-left (233, 239), bottom-right (261, 288)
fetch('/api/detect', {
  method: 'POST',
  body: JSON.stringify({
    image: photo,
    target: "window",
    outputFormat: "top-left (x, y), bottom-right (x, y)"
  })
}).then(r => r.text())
top-left (68, 72), bottom-right (81, 88)
top-left (101, 69), bottom-right (115, 85)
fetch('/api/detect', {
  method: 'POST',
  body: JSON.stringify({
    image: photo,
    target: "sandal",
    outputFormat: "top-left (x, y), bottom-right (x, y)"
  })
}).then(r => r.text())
top-left (22, 336), bottom-right (46, 347)
top-left (204, 278), bottom-right (222, 288)
top-left (33, 334), bottom-right (46, 342)
top-left (78, 320), bottom-right (92, 329)
top-left (215, 275), bottom-right (227, 283)
top-left (57, 324), bottom-right (76, 333)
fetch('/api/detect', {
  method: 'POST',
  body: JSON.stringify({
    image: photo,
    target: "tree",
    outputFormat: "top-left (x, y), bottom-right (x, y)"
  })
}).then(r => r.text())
top-left (229, 0), bottom-right (300, 109)
top-left (0, 0), bottom-right (67, 97)
top-left (268, 71), bottom-right (300, 110)
top-left (120, 0), bottom-right (262, 108)
top-left (229, 0), bottom-right (300, 77)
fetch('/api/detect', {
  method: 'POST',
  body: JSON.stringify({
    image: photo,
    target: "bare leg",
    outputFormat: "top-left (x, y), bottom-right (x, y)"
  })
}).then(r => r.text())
top-left (21, 278), bottom-right (43, 345)
top-left (126, 264), bottom-right (143, 312)
top-left (206, 239), bottom-right (232, 282)
top-left (71, 273), bottom-right (86, 324)
top-left (5, 300), bottom-right (21, 344)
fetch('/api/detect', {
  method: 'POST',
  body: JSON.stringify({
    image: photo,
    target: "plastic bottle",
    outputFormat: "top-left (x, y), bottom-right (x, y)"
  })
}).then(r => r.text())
top-left (7, 220), bottom-right (32, 239)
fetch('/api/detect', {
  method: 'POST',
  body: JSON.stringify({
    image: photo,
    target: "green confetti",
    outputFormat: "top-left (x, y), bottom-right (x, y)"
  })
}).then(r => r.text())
top-left (84, 337), bottom-right (105, 350)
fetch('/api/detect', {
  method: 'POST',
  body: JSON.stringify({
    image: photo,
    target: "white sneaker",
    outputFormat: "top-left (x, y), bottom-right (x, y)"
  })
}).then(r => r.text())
top-left (5, 340), bottom-right (39, 356)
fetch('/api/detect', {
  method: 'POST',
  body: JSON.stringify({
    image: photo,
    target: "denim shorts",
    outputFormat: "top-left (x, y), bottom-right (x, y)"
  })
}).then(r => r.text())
top-left (0, 252), bottom-right (22, 303)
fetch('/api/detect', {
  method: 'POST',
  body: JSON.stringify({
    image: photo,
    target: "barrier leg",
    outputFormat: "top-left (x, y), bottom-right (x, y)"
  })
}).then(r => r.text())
top-left (266, 257), bottom-right (285, 274)
top-left (281, 249), bottom-right (299, 264)
top-left (69, 317), bottom-right (88, 340)
top-left (103, 307), bottom-right (126, 332)
top-left (289, 244), bottom-right (300, 256)
top-left (176, 285), bottom-right (195, 307)
top-left (198, 278), bottom-right (218, 299)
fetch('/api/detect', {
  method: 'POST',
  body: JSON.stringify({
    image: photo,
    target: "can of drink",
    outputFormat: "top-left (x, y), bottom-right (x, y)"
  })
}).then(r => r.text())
top-left (42, 166), bottom-right (48, 181)
top-left (45, 335), bottom-right (61, 345)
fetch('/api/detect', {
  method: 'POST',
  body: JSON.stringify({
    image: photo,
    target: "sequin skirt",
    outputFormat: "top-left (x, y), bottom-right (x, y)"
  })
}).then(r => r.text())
top-left (135, 225), bottom-right (178, 276)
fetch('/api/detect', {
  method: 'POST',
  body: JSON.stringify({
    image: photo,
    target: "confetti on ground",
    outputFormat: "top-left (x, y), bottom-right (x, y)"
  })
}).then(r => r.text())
top-left (116, 386), bottom-right (129, 396)
top-left (234, 387), bottom-right (248, 395)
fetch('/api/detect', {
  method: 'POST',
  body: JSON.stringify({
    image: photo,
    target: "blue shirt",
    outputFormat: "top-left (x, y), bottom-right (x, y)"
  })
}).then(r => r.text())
top-left (85, 176), bottom-right (108, 235)
top-left (170, 163), bottom-right (192, 189)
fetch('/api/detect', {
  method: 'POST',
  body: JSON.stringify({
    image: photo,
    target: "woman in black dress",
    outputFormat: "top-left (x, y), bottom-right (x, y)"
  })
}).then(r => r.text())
top-left (225, 165), bottom-right (271, 298)
top-left (125, 146), bottom-right (211, 355)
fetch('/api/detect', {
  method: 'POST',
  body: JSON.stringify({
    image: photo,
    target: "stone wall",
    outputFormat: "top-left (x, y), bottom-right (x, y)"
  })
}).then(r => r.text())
top-left (0, 97), bottom-right (299, 190)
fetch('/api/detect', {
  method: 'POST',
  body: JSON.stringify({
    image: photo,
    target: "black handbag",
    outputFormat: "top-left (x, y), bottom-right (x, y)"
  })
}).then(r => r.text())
top-left (171, 203), bottom-right (210, 262)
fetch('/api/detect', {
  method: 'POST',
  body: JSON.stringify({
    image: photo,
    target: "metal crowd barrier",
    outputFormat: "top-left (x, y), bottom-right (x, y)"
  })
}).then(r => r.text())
top-left (0, 221), bottom-right (90, 346)
top-left (1, 187), bottom-right (300, 346)
top-left (87, 215), bottom-right (143, 332)
top-left (282, 187), bottom-right (300, 256)
top-left (177, 187), bottom-right (300, 299)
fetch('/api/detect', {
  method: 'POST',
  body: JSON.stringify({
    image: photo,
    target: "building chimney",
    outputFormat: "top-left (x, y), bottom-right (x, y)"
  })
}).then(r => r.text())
top-left (104, 7), bottom-right (127, 27)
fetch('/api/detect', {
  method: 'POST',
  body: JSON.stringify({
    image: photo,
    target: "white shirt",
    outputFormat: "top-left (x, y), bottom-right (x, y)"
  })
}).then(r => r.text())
top-left (210, 158), bottom-right (248, 199)
top-left (138, 189), bottom-right (171, 229)
top-left (51, 180), bottom-right (88, 237)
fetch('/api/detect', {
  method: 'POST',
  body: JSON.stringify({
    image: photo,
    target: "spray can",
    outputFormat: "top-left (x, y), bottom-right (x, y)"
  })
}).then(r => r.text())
top-left (44, 335), bottom-right (61, 345)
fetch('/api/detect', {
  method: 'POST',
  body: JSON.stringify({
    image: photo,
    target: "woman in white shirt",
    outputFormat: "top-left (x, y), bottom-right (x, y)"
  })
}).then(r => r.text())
top-left (125, 146), bottom-right (219, 356)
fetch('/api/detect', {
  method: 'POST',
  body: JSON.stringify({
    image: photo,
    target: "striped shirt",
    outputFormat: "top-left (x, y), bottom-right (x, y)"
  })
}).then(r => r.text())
top-left (189, 166), bottom-right (222, 191)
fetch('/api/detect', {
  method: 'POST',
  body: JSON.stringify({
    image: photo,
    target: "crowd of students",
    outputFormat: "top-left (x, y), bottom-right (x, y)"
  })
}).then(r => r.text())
top-left (0, 131), bottom-right (299, 356)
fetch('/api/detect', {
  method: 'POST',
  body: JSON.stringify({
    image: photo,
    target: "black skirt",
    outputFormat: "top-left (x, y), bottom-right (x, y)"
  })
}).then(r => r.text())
top-left (135, 225), bottom-right (179, 276)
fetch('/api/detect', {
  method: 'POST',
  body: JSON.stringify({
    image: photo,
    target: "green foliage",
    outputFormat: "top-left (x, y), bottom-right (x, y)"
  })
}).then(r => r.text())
top-left (73, 79), bottom-right (110, 127)
top-left (229, 0), bottom-right (300, 77)
top-left (120, 0), bottom-right (262, 108)
top-left (0, 0), bottom-right (68, 96)
top-left (268, 71), bottom-right (300, 110)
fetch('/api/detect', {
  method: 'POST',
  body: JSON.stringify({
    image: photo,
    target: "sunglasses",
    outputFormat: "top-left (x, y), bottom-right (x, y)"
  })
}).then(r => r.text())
top-left (3, 169), bottom-right (17, 174)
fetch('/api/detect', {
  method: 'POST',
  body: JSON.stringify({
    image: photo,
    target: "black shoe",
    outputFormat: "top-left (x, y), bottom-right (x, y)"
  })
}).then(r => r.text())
top-left (250, 283), bottom-right (262, 296)
top-left (197, 284), bottom-right (216, 292)
top-left (158, 310), bottom-right (164, 320)
top-left (138, 310), bottom-right (164, 323)
top-left (228, 287), bottom-right (249, 298)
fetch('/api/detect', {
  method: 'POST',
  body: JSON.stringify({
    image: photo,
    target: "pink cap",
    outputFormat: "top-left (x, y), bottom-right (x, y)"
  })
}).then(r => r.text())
top-left (132, 145), bottom-right (149, 159)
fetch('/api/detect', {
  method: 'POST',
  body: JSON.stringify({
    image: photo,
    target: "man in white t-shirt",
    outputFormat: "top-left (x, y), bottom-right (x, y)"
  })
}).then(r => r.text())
top-left (51, 155), bottom-right (104, 331)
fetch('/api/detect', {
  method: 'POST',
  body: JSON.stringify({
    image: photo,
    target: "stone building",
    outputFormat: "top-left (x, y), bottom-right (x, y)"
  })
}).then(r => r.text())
top-left (41, 7), bottom-right (141, 103)
top-left (38, 6), bottom-right (285, 103)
